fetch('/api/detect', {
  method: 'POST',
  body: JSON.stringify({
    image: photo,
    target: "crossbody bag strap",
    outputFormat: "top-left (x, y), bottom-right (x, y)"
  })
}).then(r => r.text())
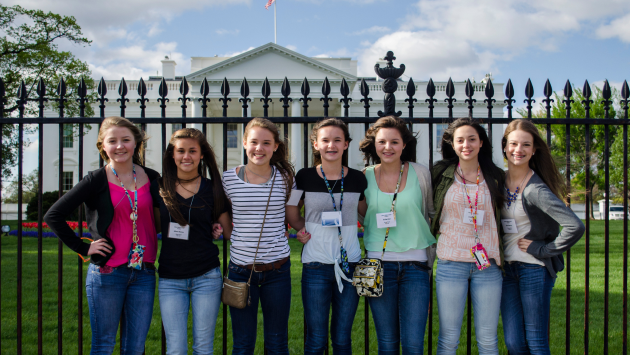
top-left (246, 169), bottom-right (276, 285)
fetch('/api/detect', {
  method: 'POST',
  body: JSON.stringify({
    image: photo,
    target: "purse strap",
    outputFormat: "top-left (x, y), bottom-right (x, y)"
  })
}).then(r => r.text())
top-left (246, 168), bottom-right (276, 285)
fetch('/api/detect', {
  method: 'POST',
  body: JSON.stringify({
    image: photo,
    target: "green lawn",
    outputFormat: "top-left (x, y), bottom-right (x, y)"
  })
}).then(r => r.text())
top-left (0, 220), bottom-right (628, 354)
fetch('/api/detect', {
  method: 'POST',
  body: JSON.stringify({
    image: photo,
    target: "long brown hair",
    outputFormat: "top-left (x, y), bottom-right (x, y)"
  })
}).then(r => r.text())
top-left (243, 118), bottom-right (295, 202)
top-left (159, 128), bottom-right (228, 226)
top-left (96, 116), bottom-right (147, 165)
top-left (502, 119), bottom-right (566, 199)
top-left (359, 115), bottom-right (417, 165)
top-left (310, 118), bottom-right (351, 167)
top-left (435, 117), bottom-right (505, 209)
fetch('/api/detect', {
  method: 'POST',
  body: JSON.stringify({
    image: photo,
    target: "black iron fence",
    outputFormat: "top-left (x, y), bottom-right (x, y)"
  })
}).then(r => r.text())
top-left (1, 51), bottom-right (629, 354)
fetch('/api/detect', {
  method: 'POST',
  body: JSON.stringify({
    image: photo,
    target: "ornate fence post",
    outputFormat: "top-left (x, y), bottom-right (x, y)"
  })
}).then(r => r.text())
top-left (374, 51), bottom-right (404, 117)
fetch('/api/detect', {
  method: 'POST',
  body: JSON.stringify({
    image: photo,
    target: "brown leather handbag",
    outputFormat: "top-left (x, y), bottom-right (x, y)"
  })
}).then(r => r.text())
top-left (221, 174), bottom-right (275, 309)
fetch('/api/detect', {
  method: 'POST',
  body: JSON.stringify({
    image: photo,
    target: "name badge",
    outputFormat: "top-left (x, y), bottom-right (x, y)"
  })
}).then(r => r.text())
top-left (321, 211), bottom-right (342, 227)
top-left (376, 212), bottom-right (396, 229)
top-left (501, 219), bottom-right (518, 233)
top-left (463, 209), bottom-right (485, 226)
top-left (168, 222), bottom-right (190, 240)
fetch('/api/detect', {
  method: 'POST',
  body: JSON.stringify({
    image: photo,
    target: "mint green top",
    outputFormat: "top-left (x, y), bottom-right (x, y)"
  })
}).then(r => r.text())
top-left (363, 165), bottom-right (437, 252)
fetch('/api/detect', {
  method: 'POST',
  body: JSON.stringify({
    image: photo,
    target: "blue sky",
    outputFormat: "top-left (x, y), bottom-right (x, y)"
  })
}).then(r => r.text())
top-left (9, 0), bottom-right (630, 102)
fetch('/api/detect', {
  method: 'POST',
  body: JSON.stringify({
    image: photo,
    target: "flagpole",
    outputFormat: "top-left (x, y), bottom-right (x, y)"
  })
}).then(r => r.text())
top-left (274, 0), bottom-right (277, 44)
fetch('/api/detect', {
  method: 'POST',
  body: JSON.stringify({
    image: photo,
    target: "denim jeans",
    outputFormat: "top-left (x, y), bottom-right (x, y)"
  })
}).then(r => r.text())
top-left (501, 261), bottom-right (555, 355)
top-left (159, 267), bottom-right (223, 355)
top-left (367, 261), bottom-right (431, 355)
top-left (301, 262), bottom-right (359, 355)
top-left (85, 263), bottom-right (156, 355)
top-left (227, 259), bottom-right (291, 355)
top-left (435, 259), bottom-right (502, 355)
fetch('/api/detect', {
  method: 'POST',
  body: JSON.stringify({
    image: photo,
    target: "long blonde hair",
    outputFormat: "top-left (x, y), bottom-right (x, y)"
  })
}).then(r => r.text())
top-left (243, 118), bottom-right (295, 202)
top-left (96, 116), bottom-right (148, 165)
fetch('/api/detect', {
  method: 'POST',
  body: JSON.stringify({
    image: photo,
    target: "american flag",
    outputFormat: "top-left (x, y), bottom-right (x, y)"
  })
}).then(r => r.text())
top-left (265, 0), bottom-right (275, 9)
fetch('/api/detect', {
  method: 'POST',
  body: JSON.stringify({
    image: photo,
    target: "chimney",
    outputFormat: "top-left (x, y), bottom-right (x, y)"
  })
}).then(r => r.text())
top-left (161, 56), bottom-right (177, 80)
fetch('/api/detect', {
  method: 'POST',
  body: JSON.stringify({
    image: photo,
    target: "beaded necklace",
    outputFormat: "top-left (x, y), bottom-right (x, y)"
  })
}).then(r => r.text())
top-left (506, 170), bottom-right (531, 208)
top-left (320, 165), bottom-right (349, 273)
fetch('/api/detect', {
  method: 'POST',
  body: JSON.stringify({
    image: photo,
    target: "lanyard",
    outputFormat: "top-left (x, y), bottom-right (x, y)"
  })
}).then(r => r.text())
top-left (111, 164), bottom-right (139, 244)
top-left (379, 163), bottom-right (405, 259)
top-left (320, 165), bottom-right (349, 273)
top-left (458, 163), bottom-right (480, 242)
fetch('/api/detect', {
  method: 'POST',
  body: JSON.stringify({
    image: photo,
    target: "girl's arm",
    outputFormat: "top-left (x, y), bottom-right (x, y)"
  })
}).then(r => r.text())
top-left (524, 186), bottom-right (585, 257)
top-left (286, 200), bottom-right (305, 231)
top-left (214, 211), bottom-right (233, 240)
top-left (44, 175), bottom-right (109, 256)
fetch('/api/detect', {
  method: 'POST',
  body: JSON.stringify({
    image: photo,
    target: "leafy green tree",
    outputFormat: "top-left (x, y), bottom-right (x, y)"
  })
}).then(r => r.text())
top-left (517, 85), bottom-right (621, 217)
top-left (26, 190), bottom-right (77, 221)
top-left (0, 5), bottom-right (95, 179)
top-left (2, 169), bottom-right (38, 203)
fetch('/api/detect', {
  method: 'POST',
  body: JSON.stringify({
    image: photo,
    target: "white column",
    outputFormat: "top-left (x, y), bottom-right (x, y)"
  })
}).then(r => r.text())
top-left (190, 98), bottom-right (202, 130)
top-left (290, 102), bottom-right (303, 169)
top-left (345, 103), bottom-right (365, 170)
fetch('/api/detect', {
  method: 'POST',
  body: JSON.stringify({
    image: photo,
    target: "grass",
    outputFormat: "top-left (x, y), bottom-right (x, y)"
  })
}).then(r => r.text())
top-left (0, 220), bottom-right (628, 354)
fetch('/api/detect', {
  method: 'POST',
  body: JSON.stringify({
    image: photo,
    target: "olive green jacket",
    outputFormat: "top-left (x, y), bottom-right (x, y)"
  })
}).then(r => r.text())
top-left (430, 163), bottom-right (505, 265)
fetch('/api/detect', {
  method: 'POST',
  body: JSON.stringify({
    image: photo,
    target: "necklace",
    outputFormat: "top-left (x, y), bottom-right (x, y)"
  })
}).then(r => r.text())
top-left (246, 164), bottom-right (272, 180)
top-left (320, 165), bottom-right (349, 273)
top-left (506, 170), bottom-right (531, 208)
top-left (177, 176), bottom-right (201, 195)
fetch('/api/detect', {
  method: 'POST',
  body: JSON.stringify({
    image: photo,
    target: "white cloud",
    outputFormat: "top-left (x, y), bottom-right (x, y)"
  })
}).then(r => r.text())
top-left (348, 26), bottom-right (391, 36)
top-left (285, 45), bottom-right (298, 51)
top-left (216, 29), bottom-right (240, 35)
top-left (358, 0), bottom-right (630, 79)
top-left (597, 13), bottom-right (630, 43)
top-left (221, 46), bottom-right (256, 57)
top-left (314, 48), bottom-right (352, 58)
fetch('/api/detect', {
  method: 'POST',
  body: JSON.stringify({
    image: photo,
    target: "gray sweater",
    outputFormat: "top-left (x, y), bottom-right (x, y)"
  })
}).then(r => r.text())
top-left (521, 173), bottom-right (585, 278)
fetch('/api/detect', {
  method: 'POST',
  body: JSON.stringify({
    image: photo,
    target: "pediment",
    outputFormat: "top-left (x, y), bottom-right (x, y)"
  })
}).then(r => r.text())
top-left (187, 43), bottom-right (357, 83)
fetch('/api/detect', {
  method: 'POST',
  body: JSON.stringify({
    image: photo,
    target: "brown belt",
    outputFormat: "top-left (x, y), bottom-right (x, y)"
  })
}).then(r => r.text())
top-left (238, 256), bottom-right (289, 272)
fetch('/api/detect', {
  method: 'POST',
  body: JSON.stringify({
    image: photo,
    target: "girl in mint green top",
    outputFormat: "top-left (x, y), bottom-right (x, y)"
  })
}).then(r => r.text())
top-left (363, 165), bottom-right (435, 256)
top-left (358, 115), bottom-right (436, 354)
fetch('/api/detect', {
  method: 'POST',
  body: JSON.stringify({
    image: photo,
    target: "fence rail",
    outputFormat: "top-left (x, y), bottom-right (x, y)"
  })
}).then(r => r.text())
top-left (1, 50), bottom-right (629, 354)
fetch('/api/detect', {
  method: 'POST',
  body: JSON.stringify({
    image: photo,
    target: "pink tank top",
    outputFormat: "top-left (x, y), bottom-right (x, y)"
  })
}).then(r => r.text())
top-left (106, 182), bottom-right (157, 266)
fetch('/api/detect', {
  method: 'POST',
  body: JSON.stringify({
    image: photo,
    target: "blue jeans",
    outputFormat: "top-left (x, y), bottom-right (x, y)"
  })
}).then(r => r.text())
top-left (159, 267), bottom-right (223, 355)
top-left (227, 259), bottom-right (291, 355)
top-left (501, 261), bottom-right (555, 355)
top-left (368, 261), bottom-right (431, 355)
top-left (85, 263), bottom-right (156, 355)
top-left (301, 262), bottom-right (359, 355)
top-left (435, 259), bottom-right (502, 355)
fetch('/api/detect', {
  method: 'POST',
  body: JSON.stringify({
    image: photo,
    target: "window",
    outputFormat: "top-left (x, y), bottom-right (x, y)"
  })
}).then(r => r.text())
top-left (63, 124), bottom-right (73, 148)
top-left (227, 123), bottom-right (238, 148)
top-left (62, 171), bottom-right (73, 191)
top-left (172, 123), bottom-right (182, 134)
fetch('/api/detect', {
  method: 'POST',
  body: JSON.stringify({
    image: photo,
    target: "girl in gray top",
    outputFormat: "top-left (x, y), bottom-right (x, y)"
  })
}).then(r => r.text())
top-left (500, 119), bottom-right (585, 355)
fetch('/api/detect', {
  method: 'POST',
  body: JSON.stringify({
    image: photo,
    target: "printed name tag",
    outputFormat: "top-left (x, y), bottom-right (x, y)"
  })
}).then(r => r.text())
top-left (321, 211), bottom-right (342, 227)
top-left (463, 209), bottom-right (485, 226)
top-left (501, 219), bottom-right (518, 233)
top-left (168, 222), bottom-right (190, 240)
top-left (376, 212), bottom-right (396, 229)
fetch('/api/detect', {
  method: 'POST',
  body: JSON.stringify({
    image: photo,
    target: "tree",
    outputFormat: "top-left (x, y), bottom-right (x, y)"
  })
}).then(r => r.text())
top-left (516, 85), bottom-right (622, 217)
top-left (25, 190), bottom-right (77, 221)
top-left (2, 169), bottom-right (38, 204)
top-left (0, 5), bottom-right (95, 179)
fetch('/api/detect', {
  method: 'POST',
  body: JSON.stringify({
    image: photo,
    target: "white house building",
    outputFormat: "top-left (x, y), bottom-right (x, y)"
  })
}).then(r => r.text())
top-left (42, 43), bottom-right (506, 193)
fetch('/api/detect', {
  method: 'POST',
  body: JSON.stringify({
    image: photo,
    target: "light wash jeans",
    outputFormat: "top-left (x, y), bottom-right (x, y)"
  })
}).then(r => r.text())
top-left (85, 263), bottom-right (156, 355)
top-left (159, 267), bottom-right (223, 355)
top-left (435, 259), bottom-right (503, 355)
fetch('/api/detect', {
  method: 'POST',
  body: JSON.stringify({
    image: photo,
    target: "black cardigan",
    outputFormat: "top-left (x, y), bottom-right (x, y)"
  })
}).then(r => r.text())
top-left (44, 165), bottom-right (161, 266)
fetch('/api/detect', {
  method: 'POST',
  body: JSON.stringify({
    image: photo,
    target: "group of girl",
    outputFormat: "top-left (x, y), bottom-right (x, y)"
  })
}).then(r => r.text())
top-left (44, 114), bottom-right (584, 355)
